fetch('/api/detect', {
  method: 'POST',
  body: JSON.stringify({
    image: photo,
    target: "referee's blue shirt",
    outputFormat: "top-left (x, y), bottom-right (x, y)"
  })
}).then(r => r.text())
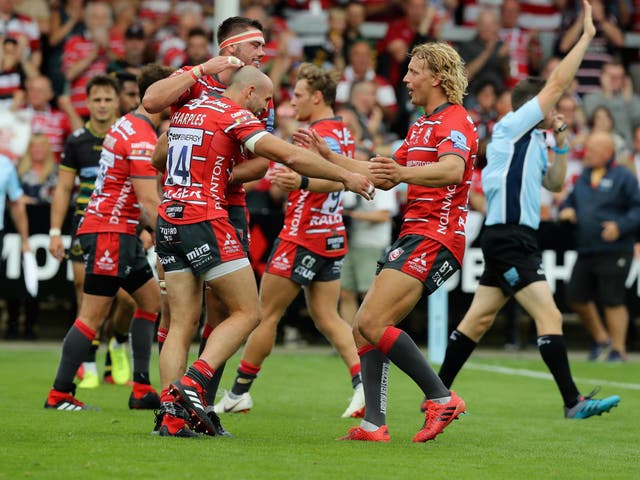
top-left (0, 154), bottom-right (24, 231)
top-left (483, 97), bottom-right (547, 229)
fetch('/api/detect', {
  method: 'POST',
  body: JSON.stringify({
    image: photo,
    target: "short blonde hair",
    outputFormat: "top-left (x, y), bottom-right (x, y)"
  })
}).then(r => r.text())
top-left (410, 42), bottom-right (467, 105)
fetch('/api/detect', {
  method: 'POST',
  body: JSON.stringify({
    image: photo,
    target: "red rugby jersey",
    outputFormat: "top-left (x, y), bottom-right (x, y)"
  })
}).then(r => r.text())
top-left (393, 103), bottom-right (478, 264)
top-left (278, 117), bottom-right (355, 257)
top-left (158, 94), bottom-right (267, 225)
top-left (79, 113), bottom-right (158, 235)
top-left (172, 66), bottom-right (275, 207)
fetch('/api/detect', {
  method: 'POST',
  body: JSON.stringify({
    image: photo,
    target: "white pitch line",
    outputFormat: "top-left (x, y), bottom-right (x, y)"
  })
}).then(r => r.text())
top-left (466, 362), bottom-right (640, 391)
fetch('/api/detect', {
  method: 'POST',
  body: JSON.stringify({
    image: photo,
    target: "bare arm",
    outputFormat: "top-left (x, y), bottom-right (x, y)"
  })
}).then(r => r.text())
top-left (543, 116), bottom-right (570, 192)
top-left (252, 133), bottom-right (373, 199)
top-left (538, 0), bottom-right (596, 115)
top-left (131, 177), bottom-right (161, 231)
top-left (151, 132), bottom-right (168, 173)
top-left (345, 209), bottom-right (391, 223)
top-left (48, 168), bottom-right (76, 259)
top-left (142, 56), bottom-right (243, 114)
top-left (369, 154), bottom-right (465, 188)
top-left (9, 196), bottom-right (30, 253)
top-left (271, 166), bottom-right (343, 193)
top-left (231, 157), bottom-right (269, 184)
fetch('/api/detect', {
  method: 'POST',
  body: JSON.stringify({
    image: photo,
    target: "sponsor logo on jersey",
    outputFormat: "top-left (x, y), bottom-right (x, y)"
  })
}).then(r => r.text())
top-left (430, 260), bottom-right (454, 286)
top-left (186, 243), bottom-right (211, 262)
top-left (271, 252), bottom-right (290, 271)
top-left (159, 255), bottom-right (176, 265)
top-left (97, 249), bottom-right (116, 272)
top-left (326, 235), bottom-right (345, 251)
top-left (450, 130), bottom-right (468, 151)
top-left (408, 252), bottom-right (429, 275)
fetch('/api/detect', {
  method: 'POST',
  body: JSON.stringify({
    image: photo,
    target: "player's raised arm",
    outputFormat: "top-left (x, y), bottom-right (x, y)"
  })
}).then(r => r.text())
top-left (142, 56), bottom-right (243, 113)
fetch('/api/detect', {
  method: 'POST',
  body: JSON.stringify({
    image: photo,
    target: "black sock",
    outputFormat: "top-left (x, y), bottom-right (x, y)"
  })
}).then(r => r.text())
top-left (381, 327), bottom-right (449, 399)
top-left (53, 322), bottom-right (94, 393)
top-left (86, 338), bottom-right (99, 363)
top-left (351, 372), bottom-right (362, 389)
top-left (360, 347), bottom-right (389, 427)
top-left (438, 329), bottom-right (478, 389)
top-left (104, 350), bottom-right (112, 378)
top-left (204, 361), bottom-right (226, 405)
top-left (130, 315), bottom-right (155, 385)
top-left (537, 335), bottom-right (580, 407)
top-left (114, 331), bottom-right (129, 344)
top-left (231, 360), bottom-right (259, 396)
top-left (186, 365), bottom-right (209, 388)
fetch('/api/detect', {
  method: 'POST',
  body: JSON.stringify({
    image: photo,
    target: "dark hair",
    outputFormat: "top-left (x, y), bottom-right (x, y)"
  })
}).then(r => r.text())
top-left (587, 105), bottom-right (614, 130)
top-left (297, 62), bottom-right (339, 107)
top-left (188, 27), bottom-right (209, 40)
top-left (111, 70), bottom-right (137, 88)
top-left (137, 64), bottom-right (174, 99)
top-left (217, 16), bottom-right (263, 45)
top-left (85, 74), bottom-right (120, 96)
top-left (510, 77), bottom-right (546, 111)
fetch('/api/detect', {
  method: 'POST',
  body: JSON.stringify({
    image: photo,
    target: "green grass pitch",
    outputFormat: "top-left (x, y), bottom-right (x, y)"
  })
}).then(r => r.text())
top-left (1, 344), bottom-right (638, 480)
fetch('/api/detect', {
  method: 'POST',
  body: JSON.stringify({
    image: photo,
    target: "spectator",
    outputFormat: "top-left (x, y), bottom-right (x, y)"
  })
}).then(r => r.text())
top-left (62, 1), bottom-right (125, 118)
top-left (582, 57), bottom-right (640, 147)
top-left (14, 75), bottom-right (82, 162)
top-left (0, 0), bottom-right (41, 73)
top-left (343, 1), bottom-right (367, 58)
top-left (336, 40), bottom-right (397, 123)
top-left (499, 0), bottom-right (542, 88)
top-left (157, 6), bottom-right (203, 68)
top-left (456, 7), bottom-right (510, 105)
top-left (468, 79), bottom-right (498, 142)
top-left (0, 36), bottom-right (37, 108)
top-left (0, 151), bottom-right (31, 339)
top-left (183, 27), bottom-right (211, 67)
top-left (541, 93), bottom-right (588, 221)
top-left (377, 0), bottom-right (443, 89)
top-left (557, 0), bottom-right (624, 96)
top-left (339, 79), bottom-right (390, 154)
top-left (339, 186), bottom-right (398, 327)
top-left (46, 0), bottom-right (86, 96)
top-left (17, 133), bottom-right (57, 204)
top-left (588, 105), bottom-right (630, 165)
top-left (304, 6), bottom-right (347, 71)
top-left (107, 23), bottom-right (151, 76)
top-left (559, 131), bottom-right (640, 362)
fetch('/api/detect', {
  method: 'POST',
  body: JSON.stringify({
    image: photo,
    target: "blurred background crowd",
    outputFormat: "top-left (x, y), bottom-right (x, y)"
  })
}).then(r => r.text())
top-left (2, 0), bottom-right (640, 355)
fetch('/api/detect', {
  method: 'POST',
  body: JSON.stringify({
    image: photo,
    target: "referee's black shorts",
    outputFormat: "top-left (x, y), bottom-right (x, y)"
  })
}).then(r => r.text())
top-left (479, 224), bottom-right (546, 296)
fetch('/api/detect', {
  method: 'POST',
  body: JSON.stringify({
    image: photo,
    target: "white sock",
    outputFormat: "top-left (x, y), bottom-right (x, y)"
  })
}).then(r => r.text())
top-left (83, 362), bottom-right (98, 375)
top-left (360, 420), bottom-right (381, 431)
top-left (430, 395), bottom-right (452, 405)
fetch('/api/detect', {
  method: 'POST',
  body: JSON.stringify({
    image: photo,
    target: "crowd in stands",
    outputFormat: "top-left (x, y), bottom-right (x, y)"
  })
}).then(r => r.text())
top-left (2, 0), bottom-right (640, 350)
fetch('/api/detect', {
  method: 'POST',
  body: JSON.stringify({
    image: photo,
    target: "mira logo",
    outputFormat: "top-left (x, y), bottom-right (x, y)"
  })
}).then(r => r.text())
top-left (97, 249), bottom-right (116, 272)
top-left (186, 243), bottom-right (211, 261)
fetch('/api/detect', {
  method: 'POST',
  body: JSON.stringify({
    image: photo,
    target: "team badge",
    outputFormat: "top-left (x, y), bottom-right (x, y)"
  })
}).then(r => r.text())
top-left (388, 247), bottom-right (404, 262)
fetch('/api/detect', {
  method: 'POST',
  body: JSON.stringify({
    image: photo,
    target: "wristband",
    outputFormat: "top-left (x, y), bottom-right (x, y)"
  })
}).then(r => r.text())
top-left (49, 228), bottom-right (62, 237)
top-left (552, 144), bottom-right (569, 155)
top-left (189, 65), bottom-right (204, 82)
top-left (299, 175), bottom-right (309, 190)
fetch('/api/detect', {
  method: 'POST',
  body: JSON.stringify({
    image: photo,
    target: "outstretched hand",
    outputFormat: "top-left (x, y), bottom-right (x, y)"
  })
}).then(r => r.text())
top-left (271, 166), bottom-right (301, 192)
top-left (343, 172), bottom-right (375, 201)
top-left (582, 0), bottom-right (596, 39)
top-left (368, 155), bottom-right (402, 186)
top-left (292, 128), bottom-right (331, 159)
